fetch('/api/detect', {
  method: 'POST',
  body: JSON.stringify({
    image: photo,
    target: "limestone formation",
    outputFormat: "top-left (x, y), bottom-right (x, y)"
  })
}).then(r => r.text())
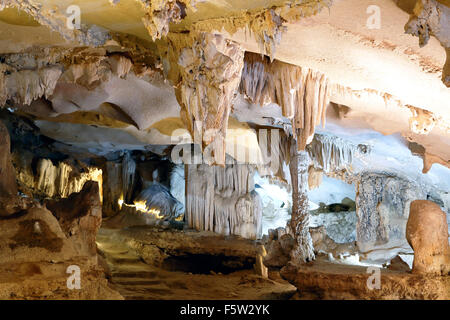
top-left (264, 232), bottom-right (295, 268)
top-left (356, 172), bottom-right (427, 261)
top-left (240, 52), bottom-right (330, 151)
top-left (0, 0), bottom-right (449, 302)
top-left (139, 0), bottom-right (196, 41)
top-left (0, 120), bottom-right (18, 200)
top-left (289, 143), bottom-right (315, 264)
top-left (405, 0), bottom-right (450, 87)
top-left (45, 181), bottom-right (102, 256)
top-left (253, 245), bottom-right (268, 279)
top-left (406, 200), bottom-right (450, 275)
top-left (34, 159), bottom-right (102, 199)
top-left (174, 33), bottom-right (245, 165)
top-left (185, 161), bottom-right (262, 239)
top-left (307, 133), bottom-right (369, 174)
top-left (134, 181), bottom-right (184, 220)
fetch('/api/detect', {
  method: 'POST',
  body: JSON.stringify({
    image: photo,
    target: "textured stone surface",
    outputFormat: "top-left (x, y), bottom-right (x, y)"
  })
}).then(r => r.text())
top-left (281, 256), bottom-right (449, 300)
top-left (0, 120), bottom-right (18, 201)
top-left (45, 181), bottom-right (102, 257)
top-left (356, 172), bottom-right (427, 261)
top-left (406, 200), bottom-right (450, 275)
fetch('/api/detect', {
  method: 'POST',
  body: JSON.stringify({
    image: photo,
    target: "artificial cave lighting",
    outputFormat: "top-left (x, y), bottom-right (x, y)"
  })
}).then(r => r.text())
top-left (0, 0), bottom-right (448, 304)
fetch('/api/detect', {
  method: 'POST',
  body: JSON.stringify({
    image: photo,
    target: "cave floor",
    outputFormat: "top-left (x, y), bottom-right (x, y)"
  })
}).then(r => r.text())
top-left (96, 227), bottom-right (449, 300)
top-left (96, 228), bottom-right (297, 300)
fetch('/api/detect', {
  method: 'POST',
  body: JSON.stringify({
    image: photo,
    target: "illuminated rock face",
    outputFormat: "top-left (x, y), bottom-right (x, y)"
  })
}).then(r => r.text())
top-left (407, 200), bottom-right (450, 275)
top-left (356, 173), bottom-right (427, 262)
top-left (174, 33), bottom-right (245, 165)
top-left (185, 161), bottom-right (262, 240)
top-left (45, 181), bottom-right (102, 257)
top-left (0, 0), bottom-right (449, 301)
top-left (240, 52), bottom-right (330, 151)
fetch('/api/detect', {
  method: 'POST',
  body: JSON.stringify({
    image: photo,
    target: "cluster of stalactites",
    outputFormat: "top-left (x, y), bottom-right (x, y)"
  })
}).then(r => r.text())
top-left (0, 64), bottom-right (62, 106)
top-left (33, 159), bottom-right (103, 200)
top-left (176, 33), bottom-right (245, 165)
top-left (240, 52), bottom-right (330, 151)
top-left (185, 160), bottom-right (262, 239)
top-left (307, 133), bottom-right (369, 174)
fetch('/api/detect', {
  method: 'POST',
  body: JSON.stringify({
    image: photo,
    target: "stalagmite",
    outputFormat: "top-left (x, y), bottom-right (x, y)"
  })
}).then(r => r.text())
top-left (254, 244), bottom-right (268, 278)
top-left (102, 162), bottom-right (124, 216)
top-left (289, 141), bottom-right (315, 264)
top-left (0, 120), bottom-right (18, 199)
top-left (407, 200), bottom-right (450, 275)
top-left (185, 161), bottom-right (262, 239)
top-left (240, 52), bottom-right (330, 151)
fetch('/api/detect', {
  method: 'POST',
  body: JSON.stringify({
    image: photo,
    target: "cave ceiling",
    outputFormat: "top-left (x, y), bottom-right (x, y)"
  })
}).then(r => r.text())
top-left (0, 0), bottom-right (449, 171)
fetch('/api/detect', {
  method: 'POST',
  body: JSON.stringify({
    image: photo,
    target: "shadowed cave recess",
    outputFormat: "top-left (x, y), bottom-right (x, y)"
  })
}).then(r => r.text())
top-left (0, 0), bottom-right (449, 301)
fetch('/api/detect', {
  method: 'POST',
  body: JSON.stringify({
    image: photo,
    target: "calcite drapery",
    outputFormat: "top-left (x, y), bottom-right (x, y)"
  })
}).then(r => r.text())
top-left (240, 52), bottom-right (330, 151)
top-left (174, 33), bottom-right (245, 165)
top-left (289, 142), bottom-right (315, 263)
top-left (307, 132), bottom-right (369, 174)
top-left (185, 161), bottom-right (262, 240)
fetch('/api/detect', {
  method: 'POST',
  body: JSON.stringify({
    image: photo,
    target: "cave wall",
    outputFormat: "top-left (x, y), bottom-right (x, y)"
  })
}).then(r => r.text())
top-left (356, 172), bottom-right (427, 261)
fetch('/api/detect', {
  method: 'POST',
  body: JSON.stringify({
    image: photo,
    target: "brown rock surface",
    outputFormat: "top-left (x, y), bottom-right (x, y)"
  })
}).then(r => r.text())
top-left (0, 202), bottom-right (122, 299)
top-left (0, 120), bottom-right (19, 216)
top-left (406, 200), bottom-right (450, 275)
top-left (281, 256), bottom-right (449, 300)
top-left (45, 181), bottom-right (102, 256)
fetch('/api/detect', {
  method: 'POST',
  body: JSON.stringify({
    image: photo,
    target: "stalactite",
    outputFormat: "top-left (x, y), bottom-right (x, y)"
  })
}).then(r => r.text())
top-left (102, 162), bottom-right (123, 216)
top-left (0, 65), bottom-right (62, 106)
top-left (256, 125), bottom-right (291, 183)
top-left (122, 152), bottom-right (136, 204)
top-left (171, 33), bottom-right (245, 165)
top-left (289, 141), bottom-right (315, 264)
top-left (35, 159), bottom-right (102, 199)
top-left (185, 161), bottom-right (262, 239)
top-left (138, 0), bottom-right (197, 41)
top-left (307, 133), bottom-right (369, 174)
top-left (240, 52), bottom-right (330, 151)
